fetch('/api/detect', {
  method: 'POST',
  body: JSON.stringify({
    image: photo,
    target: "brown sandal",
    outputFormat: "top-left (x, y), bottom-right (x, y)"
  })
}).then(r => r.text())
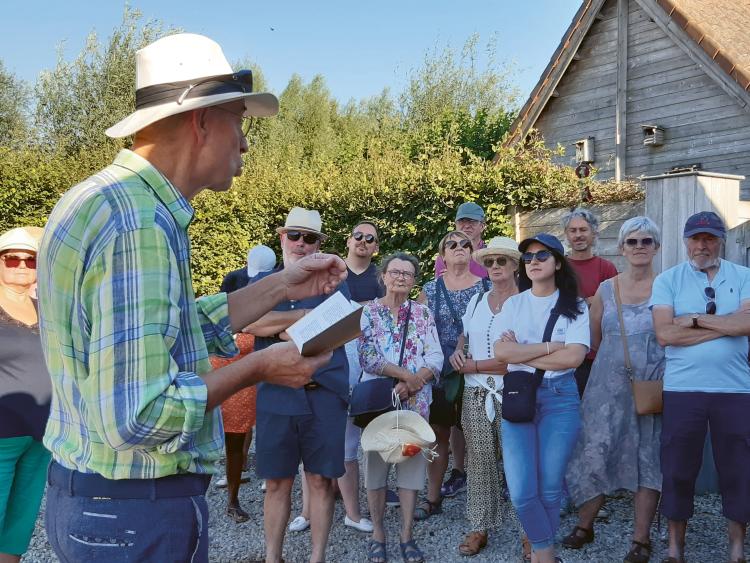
top-left (458, 531), bottom-right (488, 556)
top-left (414, 498), bottom-right (442, 521)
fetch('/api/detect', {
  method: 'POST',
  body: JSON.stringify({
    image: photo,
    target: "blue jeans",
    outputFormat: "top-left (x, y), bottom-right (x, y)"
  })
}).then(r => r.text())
top-left (502, 372), bottom-right (581, 550)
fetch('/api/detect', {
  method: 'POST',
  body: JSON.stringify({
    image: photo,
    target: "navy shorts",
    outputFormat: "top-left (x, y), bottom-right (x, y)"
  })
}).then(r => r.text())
top-left (256, 387), bottom-right (348, 480)
top-left (429, 386), bottom-right (458, 427)
top-left (661, 391), bottom-right (750, 523)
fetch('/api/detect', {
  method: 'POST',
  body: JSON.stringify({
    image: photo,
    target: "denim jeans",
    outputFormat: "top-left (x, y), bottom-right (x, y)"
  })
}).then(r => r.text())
top-left (502, 372), bottom-right (581, 550)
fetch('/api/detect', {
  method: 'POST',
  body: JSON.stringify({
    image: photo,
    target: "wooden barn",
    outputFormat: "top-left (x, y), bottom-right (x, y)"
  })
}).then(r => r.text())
top-left (504, 0), bottom-right (750, 198)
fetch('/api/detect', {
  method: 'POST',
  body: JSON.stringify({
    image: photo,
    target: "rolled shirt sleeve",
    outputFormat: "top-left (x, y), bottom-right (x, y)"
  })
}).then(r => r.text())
top-left (81, 226), bottom-right (215, 453)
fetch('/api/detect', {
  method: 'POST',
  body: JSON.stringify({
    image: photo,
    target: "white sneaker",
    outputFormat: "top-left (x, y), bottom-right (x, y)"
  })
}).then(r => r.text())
top-left (215, 475), bottom-right (228, 488)
top-left (288, 515), bottom-right (310, 532)
top-left (261, 480), bottom-right (266, 492)
top-left (344, 515), bottom-right (374, 533)
top-left (214, 471), bottom-right (251, 488)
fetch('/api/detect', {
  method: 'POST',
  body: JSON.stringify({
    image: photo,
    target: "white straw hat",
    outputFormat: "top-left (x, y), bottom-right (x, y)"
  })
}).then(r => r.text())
top-left (276, 207), bottom-right (328, 241)
top-left (106, 33), bottom-right (279, 138)
top-left (472, 236), bottom-right (521, 262)
top-left (0, 227), bottom-right (39, 254)
top-left (361, 410), bottom-right (436, 464)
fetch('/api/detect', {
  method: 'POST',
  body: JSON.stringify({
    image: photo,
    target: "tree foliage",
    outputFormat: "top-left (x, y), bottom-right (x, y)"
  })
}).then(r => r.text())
top-left (0, 11), bottom-right (641, 296)
top-left (0, 61), bottom-right (30, 147)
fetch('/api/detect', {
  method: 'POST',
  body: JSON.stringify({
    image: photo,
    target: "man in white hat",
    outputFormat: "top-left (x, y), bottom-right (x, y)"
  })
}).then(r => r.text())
top-left (243, 207), bottom-right (352, 563)
top-left (37, 34), bottom-right (346, 563)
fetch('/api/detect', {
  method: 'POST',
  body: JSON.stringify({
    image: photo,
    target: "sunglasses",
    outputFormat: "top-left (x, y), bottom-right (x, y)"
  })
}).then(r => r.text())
top-left (444, 239), bottom-right (473, 251)
top-left (352, 232), bottom-right (377, 244)
top-left (704, 286), bottom-right (716, 315)
top-left (483, 256), bottom-right (509, 268)
top-left (386, 269), bottom-right (415, 279)
top-left (286, 231), bottom-right (320, 244)
top-left (521, 250), bottom-right (553, 264)
top-left (624, 237), bottom-right (655, 248)
top-left (1, 255), bottom-right (37, 269)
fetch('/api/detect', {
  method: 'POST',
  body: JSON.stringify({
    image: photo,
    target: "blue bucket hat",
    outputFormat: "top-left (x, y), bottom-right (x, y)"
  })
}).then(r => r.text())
top-left (455, 202), bottom-right (485, 222)
top-left (518, 233), bottom-right (565, 257)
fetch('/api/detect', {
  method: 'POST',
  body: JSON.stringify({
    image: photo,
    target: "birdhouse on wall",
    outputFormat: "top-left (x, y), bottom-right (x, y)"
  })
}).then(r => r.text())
top-left (574, 137), bottom-right (595, 164)
top-left (641, 124), bottom-right (665, 147)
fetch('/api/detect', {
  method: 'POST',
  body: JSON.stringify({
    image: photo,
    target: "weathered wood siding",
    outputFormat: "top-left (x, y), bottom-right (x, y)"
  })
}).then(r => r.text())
top-left (533, 0), bottom-right (750, 198)
top-left (515, 201), bottom-right (645, 272)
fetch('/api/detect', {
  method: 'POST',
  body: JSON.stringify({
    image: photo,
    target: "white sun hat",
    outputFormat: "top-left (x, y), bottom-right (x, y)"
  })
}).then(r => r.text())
top-left (0, 227), bottom-right (39, 254)
top-left (247, 244), bottom-right (276, 277)
top-left (276, 207), bottom-right (328, 241)
top-left (106, 33), bottom-right (279, 138)
top-left (361, 410), bottom-right (437, 464)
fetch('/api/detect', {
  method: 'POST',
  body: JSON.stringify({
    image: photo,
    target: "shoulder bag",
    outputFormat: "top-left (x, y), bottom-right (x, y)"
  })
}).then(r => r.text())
top-left (350, 300), bottom-right (412, 428)
top-left (613, 276), bottom-right (663, 415)
top-left (436, 278), bottom-right (468, 403)
top-left (501, 309), bottom-right (560, 423)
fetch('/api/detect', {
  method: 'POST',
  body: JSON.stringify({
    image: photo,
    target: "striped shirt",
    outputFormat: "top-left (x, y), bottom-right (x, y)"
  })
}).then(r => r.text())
top-left (38, 149), bottom-right (238, 479)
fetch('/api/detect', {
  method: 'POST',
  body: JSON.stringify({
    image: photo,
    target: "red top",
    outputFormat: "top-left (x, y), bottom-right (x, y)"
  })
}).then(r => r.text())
top-left (568, 256), bottom-right (618, 360)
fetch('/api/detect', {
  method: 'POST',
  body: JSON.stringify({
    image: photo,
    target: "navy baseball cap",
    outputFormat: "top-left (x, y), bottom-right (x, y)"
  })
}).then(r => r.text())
top-left (519, 233), bottom-right (565, 256)
top-left (455, 202), bottom-right (485, 222)
top-left (683, 211), bottom-right (726, 239)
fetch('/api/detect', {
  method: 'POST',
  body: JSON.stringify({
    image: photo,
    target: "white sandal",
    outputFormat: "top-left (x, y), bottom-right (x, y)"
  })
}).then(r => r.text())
top-left (288, 515), bottom-right (310, 532)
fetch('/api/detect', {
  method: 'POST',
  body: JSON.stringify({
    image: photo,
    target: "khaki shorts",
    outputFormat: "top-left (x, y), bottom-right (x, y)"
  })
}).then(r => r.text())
top-left (363, 449), bottom-right (427, 491)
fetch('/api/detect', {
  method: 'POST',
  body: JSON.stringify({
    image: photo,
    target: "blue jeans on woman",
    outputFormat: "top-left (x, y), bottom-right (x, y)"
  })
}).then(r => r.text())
top-left (502, 372), bottom-right (581, 550)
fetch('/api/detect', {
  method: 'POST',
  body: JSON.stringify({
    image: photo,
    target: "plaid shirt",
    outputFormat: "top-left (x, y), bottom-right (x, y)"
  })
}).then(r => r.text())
top-left (38, 150), bottom-right (238, 479)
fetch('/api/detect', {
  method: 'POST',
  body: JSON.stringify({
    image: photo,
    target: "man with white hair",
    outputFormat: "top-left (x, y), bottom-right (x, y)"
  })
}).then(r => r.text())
top-left (245, 207), bottom-right (351, 563)
top-left (37, 34), bottom-right (346, 562)
top-left (651, 211), bottom-right (750, 563)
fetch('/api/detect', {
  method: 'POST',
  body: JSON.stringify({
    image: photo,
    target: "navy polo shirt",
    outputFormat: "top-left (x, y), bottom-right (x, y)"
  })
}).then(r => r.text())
top-left (346, 263), bottom-right (384, 302)
top-left (253, 268), bottom-right (351, 415)
top-left (220, 267), bottom-right (251, 293)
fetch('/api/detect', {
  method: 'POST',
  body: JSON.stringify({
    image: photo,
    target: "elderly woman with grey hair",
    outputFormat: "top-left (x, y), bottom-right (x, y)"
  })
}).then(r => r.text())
top-left (563, 216), bottom-right (665, 563)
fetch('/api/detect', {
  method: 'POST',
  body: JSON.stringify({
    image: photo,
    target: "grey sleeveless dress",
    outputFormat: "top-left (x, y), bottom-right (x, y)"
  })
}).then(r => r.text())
top-left (566, 278), bottom-right (665, 505)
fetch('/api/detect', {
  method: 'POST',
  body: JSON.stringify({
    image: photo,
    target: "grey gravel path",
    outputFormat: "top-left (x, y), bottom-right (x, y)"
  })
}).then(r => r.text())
top-left (22, 457), bottom-right (746, 562)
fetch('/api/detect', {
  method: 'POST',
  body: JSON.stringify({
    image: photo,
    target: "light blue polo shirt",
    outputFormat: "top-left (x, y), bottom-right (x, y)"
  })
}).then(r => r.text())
top-left (650, 259), bottom-right (750, 393)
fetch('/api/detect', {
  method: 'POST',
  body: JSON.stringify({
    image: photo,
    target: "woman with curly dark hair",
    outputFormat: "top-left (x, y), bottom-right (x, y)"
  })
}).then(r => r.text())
top-left (494, 233), bottom-right (589, 563)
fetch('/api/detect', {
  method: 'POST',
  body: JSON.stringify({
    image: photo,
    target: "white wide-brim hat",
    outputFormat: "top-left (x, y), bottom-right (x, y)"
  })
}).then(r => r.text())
top-left (473, 236), bottom-right (521, 262)
top-left (361, 410), bottom-right (436, 464)
top-left (276, 207), bottom-right (328, 241)
top-left (106, 33), bottom-right (279, 138)
top-left (0, 227), bottom-right (39, 254)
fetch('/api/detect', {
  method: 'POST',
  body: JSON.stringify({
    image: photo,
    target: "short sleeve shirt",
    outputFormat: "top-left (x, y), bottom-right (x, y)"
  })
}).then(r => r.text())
top-left (650, 259), bottom-right (750, 393)
top-left (495, 289), bottom-right (590, 378)
top-left (346, 263), bottom-right (384, 302)
top-left (461, 292), bottom-right (505, 389)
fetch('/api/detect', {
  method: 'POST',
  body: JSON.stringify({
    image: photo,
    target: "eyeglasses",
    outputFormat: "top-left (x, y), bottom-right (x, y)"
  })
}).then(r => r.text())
top-left (624, 237), bottom-right (655, 248)
top-left (704, 286), bottom-right (716, 315)
top-left (0, 255), bottom-right (37, 269)
top-left (521, 250), bottom-right (553, 264)
top-left (286, 231), bottom-right (320, 244)
top-left (444, 239), bottom-right (473, 251)
top-left (386, 269), bottom-right (415, 280)
top-left (482, 256), bottom-right (509, 268)
top-left (352, 232), bottom-right (377, 244)
top-left (213, 105), bottom-right (253, 136)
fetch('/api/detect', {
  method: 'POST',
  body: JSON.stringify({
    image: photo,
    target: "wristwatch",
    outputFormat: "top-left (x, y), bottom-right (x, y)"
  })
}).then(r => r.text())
top-left (691, 314), bottom-right (699, 328)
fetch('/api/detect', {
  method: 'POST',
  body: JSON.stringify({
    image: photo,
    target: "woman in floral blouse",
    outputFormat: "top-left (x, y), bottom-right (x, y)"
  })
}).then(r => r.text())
top-left (358, 252), bottom-right (443, 563)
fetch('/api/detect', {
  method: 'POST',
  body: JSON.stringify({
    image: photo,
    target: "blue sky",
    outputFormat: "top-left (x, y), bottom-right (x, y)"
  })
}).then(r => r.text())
top-left (1, 0), bottom-right (581, 105)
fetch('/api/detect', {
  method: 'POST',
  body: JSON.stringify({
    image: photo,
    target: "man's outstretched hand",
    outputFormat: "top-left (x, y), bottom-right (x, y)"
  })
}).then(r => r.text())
top-left (283, 253), bottom-right (347, 301)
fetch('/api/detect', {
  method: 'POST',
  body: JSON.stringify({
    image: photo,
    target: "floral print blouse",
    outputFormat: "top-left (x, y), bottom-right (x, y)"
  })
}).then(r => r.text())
top-left (358, 299), bottom-right (443, 419)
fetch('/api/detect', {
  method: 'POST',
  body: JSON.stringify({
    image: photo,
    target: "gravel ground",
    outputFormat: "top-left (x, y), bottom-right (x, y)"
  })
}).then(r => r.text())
top-left (22, 454), bottom-right (746, 563)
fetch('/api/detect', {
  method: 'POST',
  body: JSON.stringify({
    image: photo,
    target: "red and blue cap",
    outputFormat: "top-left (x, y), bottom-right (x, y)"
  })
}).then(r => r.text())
top-left (683, 211), bottom-right (726, 239)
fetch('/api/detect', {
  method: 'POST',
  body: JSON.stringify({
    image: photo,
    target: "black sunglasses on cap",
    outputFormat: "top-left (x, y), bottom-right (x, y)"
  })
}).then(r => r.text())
top-left (286, 231), bottom-right (320, 244)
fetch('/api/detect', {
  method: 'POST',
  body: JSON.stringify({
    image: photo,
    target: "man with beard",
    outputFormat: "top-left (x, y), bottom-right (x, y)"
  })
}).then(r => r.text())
top-left (562, 207), bottom-right (617, 397)
top-left (345, 221), bottom-right (383, 304)
top-left (651, 211), bottom-right (750, 563)
top-left (245, 207), bottom-right (351, 563)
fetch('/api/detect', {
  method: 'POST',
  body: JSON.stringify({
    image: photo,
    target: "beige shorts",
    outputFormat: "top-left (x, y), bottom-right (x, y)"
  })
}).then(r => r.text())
top-left (363, 449), bottom-right (427, 491)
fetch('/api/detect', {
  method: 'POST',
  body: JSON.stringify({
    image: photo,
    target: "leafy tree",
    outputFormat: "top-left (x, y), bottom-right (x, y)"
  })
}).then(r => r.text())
top-left (0, 61), bottom-right (30, 147)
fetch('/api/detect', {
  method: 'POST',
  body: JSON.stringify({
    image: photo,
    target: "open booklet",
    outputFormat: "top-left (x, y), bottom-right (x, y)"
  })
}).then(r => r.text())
top-left (286, 291), bottom-right (364, 356)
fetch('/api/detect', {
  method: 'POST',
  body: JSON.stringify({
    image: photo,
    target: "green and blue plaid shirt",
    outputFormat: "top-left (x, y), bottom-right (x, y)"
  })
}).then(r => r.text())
top-left (38, 149), bottom-right (238, 479)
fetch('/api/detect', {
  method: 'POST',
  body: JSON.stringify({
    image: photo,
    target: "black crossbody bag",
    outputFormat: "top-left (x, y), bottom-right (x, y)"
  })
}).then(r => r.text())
top-left (349, 301), bottom-right (412, 428)
top-left (501, 309), bottom-right (560, 423)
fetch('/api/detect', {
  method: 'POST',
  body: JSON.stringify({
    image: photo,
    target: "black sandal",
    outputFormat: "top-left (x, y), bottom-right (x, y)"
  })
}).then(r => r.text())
top-left (367, 539), bottom-right (387, 563)
top-left (561, 526), bottom-right (594, 549)
top-left (400, 539), bottom-right (424, 562)
top-left (624, 540), bottom-right (652, 563)
top-left (413, 499), bottom-right (442, 521)
top-left (226, 505), bottom-right (250, 523)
